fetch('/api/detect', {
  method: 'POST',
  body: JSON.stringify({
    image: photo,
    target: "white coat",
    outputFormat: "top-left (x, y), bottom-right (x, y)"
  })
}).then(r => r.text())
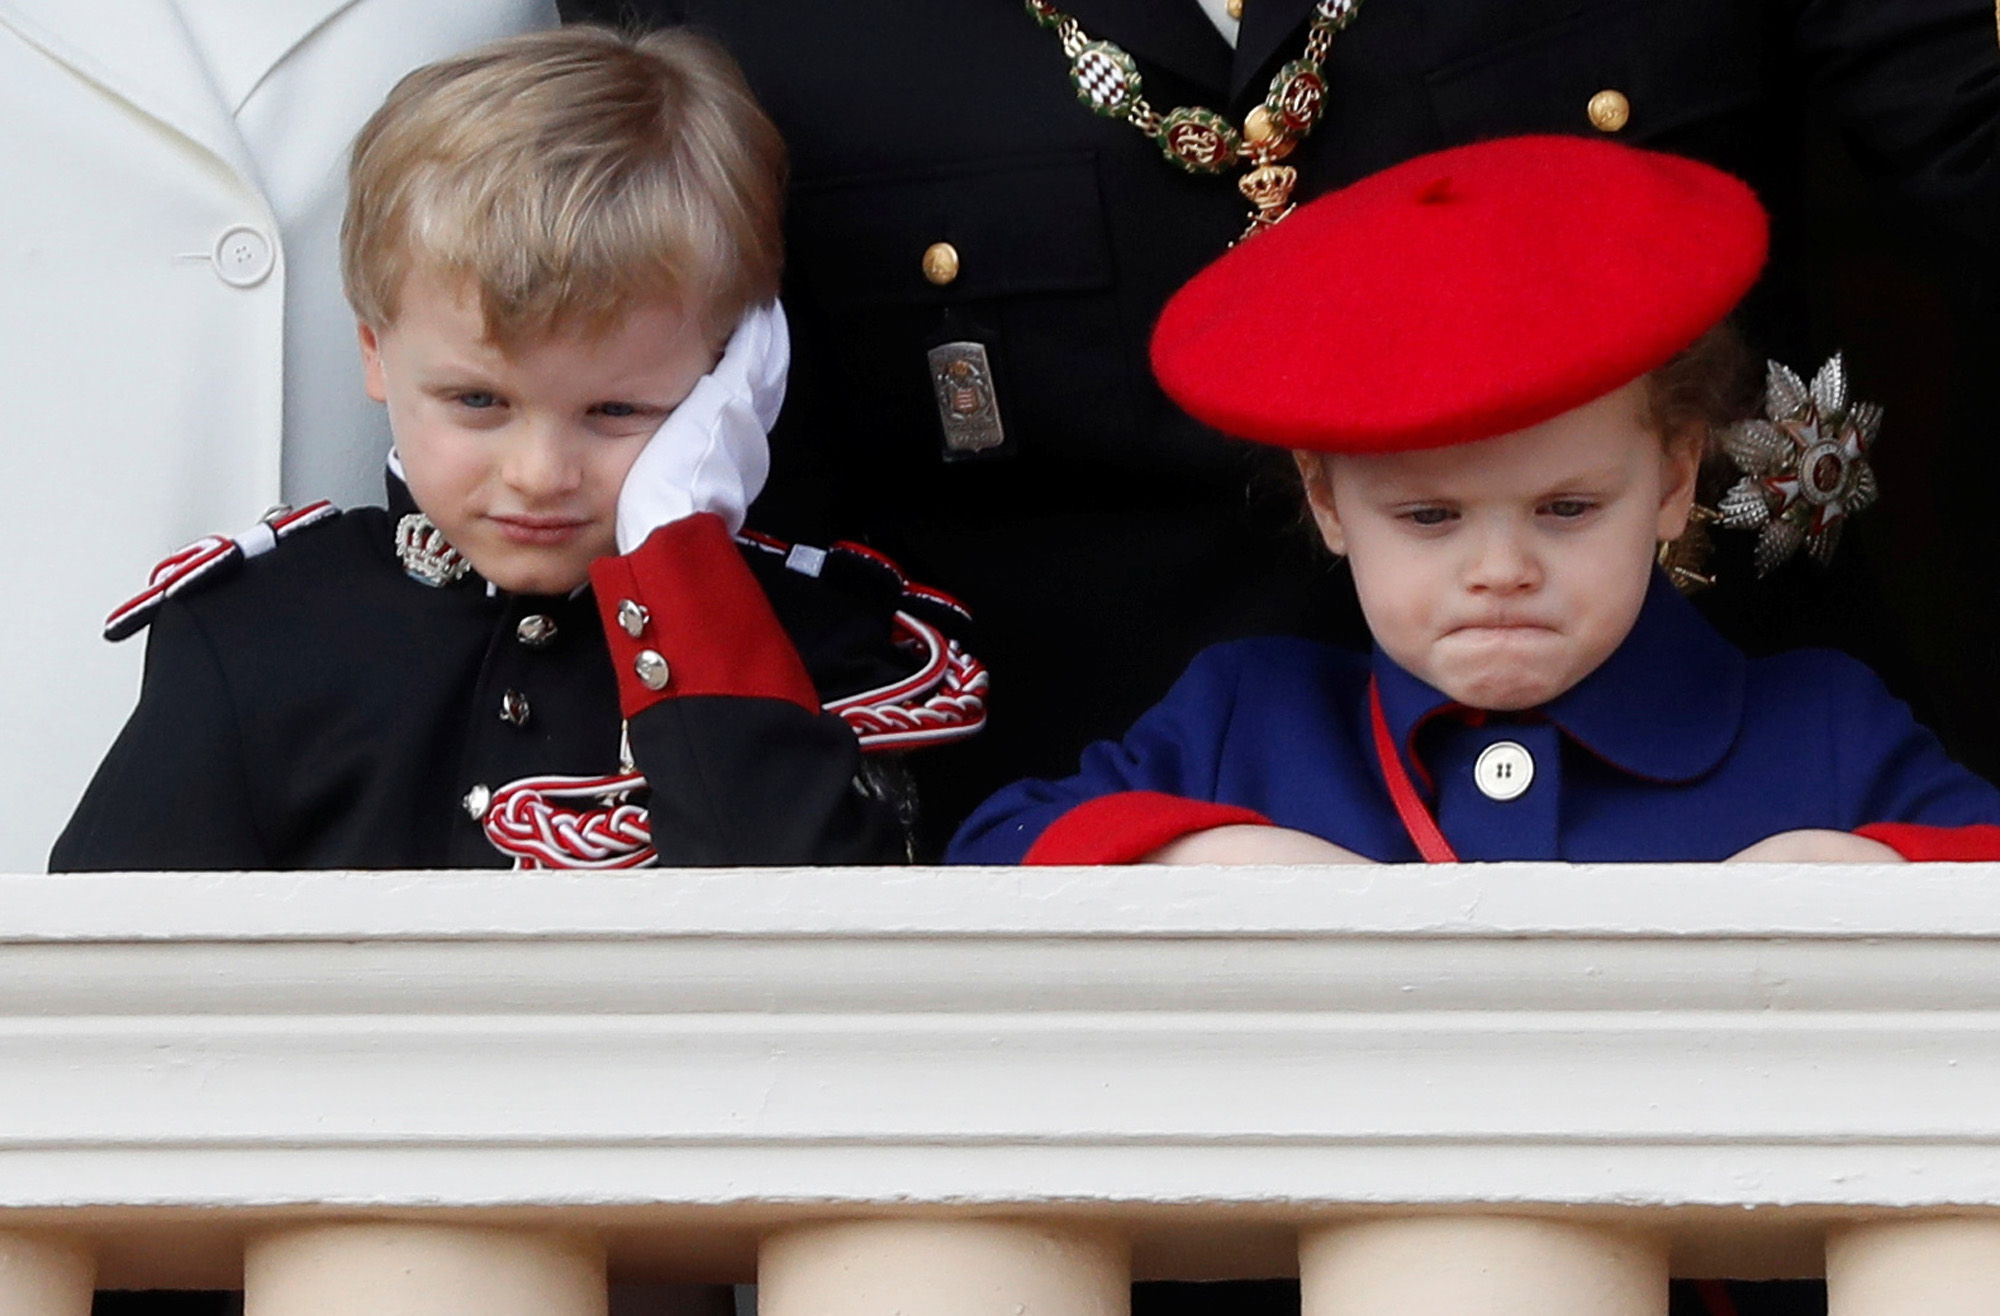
top-left (0, 0), bottom-right (553, 872)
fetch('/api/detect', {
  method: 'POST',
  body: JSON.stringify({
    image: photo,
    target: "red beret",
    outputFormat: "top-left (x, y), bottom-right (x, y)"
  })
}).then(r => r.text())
top-left (1151, 135), bottom-right (1768, 452)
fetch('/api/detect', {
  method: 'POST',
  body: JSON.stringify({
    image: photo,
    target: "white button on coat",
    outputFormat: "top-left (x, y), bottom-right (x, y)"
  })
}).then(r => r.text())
top-left (211, 224), bottom-right (276, 287)
top-left (1474, 741), bottom-right (1536, 801)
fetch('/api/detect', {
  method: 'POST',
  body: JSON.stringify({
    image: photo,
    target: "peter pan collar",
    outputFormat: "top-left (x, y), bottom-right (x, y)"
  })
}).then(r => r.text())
top-left (1371, 571), bottom-right (1746, 789)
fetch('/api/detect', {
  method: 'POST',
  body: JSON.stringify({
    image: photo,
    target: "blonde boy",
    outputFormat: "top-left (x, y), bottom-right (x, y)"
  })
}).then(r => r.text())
top-left (56, 28), bottom-right (979, 871)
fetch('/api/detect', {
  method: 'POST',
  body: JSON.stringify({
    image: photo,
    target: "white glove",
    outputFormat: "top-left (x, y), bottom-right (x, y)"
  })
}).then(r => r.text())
top-left (616, 300), bottom-right (790, 551)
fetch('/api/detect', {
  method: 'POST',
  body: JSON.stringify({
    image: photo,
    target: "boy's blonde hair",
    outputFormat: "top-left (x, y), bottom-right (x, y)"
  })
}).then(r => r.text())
top-left (341, 25), bottom-right (784, 350)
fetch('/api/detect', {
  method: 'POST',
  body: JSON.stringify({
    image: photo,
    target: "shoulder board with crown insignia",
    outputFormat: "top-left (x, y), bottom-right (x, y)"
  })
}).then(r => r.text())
top-left (736, 529), bottom-right (987, 753)
top-left (103, 502), bottom-right (341, 642)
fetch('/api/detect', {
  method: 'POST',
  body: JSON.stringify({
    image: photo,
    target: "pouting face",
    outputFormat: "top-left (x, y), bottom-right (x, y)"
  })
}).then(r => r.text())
top-left (1299, 379), bottom-right (1701, 711)
top-left (358, 273), bottom-right (718, 595)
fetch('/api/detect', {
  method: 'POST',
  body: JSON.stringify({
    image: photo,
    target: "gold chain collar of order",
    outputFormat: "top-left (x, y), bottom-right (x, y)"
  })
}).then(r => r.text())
top-left (1025, 0), bottom-right (1361, 237)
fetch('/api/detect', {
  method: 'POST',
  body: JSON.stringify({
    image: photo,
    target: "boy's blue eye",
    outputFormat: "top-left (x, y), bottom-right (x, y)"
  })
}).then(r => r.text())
top-left (1544, 499), bottom-right (1593, 518)
top-left (1406, 507), bottom-right (1456, 526)
top-left (456, 392), bottom-right (498, 410)
top-left (594, 402), bottom-right (639, 418)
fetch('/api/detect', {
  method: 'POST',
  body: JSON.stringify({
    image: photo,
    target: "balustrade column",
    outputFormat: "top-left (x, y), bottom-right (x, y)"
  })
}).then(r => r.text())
top-left (244, 1222), bottom-right (604, 1316)
top-left (761, 1220), bottom-right (1127, 1316)
top-left (1827, 1218), bottom-right (2000, 1316)
top-left (1300, 1216), bottom-right (1667, 1316)
top-left (0, 1233), bottom-right (92, 1316)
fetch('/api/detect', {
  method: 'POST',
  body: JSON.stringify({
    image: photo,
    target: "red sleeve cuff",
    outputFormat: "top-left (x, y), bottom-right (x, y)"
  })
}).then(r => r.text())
top-left (1855, 822), bottom-right (2000, 862)
top-left (1023, 791), bottom-right (1273, 865)
top-left (589, 514), bottom-right (820, 719)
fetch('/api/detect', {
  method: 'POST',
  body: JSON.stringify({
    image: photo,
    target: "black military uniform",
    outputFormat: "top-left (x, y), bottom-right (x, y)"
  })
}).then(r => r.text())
top-left (51, 478), bottom-right (977, 870)
top-left (563, 0), bottom-right (2000, 844)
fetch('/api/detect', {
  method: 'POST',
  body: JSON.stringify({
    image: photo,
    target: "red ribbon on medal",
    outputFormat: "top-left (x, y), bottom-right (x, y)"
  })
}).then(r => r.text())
top-left (1368, 676), bottom-right (1459, 863)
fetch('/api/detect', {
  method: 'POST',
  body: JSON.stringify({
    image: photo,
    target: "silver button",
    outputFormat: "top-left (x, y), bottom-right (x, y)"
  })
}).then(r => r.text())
top-left (1473, 741), bottom-right (1535, 802)
top-left (617, 599), bottom-right (650, 638)
top-left (212, 224), bottom-right (276, 288)
top-left (634, 649), bottom-right (670, 690)
top-left (463, 784), bottom-right (492, 820)
top-left (500, 689), bottom-right (531, 727)
top-left (516, 614), bottom-right (557, 648)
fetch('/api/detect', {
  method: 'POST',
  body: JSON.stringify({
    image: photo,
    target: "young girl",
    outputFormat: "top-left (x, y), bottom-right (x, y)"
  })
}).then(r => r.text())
top-left (950, 135), bottom-right (2000, 867)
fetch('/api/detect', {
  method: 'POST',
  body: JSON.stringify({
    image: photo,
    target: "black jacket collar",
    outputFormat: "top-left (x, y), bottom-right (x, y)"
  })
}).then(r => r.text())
top-left (385, 466), bottom-right (420, 519)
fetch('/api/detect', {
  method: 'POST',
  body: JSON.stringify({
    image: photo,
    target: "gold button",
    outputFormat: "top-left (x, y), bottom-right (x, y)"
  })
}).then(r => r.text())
top-left (635, 650), bottom-right (670, 691)
top-left (1587, 89), bottom-right (1631, 133)
top-left (1225, 0), bottom-right (1243, 16)
top-left (922, 242), bottom-right (960, 287)
top-left (617, 599), bottom-right (649, 638)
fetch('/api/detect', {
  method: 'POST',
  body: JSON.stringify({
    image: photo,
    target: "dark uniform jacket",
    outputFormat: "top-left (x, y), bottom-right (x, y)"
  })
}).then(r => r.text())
top-left (52, 480), bottom-right (978, 871)
top-left (564, 0), bottom-right (2000, 837)
top-left (950, 572), bottom-right (2000, 865)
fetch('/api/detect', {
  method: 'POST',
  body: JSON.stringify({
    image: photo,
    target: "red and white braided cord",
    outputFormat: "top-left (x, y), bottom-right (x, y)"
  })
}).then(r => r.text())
top-left (482, 772), bottom-right (655, 869)
top-left (827, 611), bottom-right (989, 751)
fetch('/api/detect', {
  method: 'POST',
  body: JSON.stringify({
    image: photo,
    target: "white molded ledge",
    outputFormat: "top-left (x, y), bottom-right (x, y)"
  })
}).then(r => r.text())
top-left (1, 864), bottom-right (1997, 1283)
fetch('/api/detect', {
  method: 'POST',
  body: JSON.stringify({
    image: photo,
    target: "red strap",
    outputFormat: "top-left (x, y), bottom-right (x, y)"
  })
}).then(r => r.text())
top-left (1369, 676), bottom-right (1458, 863)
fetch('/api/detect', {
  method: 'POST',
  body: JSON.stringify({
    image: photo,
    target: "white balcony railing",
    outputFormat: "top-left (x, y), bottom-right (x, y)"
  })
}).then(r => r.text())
top-left (2, 864), bottom-right (1999, 1315)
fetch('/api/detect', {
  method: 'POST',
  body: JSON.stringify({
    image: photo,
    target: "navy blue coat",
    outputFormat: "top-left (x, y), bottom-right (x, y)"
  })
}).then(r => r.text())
top-left (949, 574), bottom-right (2000, 865)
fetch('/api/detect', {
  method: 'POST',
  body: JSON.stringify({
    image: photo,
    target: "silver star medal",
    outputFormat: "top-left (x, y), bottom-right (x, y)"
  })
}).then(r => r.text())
top-left (1714, 354), bottom-right (1882, 576)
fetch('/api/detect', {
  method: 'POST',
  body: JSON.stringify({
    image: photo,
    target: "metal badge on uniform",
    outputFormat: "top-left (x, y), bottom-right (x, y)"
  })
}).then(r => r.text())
top-left (928, 341), bottom-right (1007, 460)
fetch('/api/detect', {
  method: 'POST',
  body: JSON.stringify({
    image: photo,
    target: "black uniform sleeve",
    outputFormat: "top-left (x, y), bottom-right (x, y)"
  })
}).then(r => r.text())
top-left (1788, 0), bottom-right (2000, 246)
top-left (50, 603), bottom-right (271, 872)
top-left (589, 513), bottom-right (904, 865)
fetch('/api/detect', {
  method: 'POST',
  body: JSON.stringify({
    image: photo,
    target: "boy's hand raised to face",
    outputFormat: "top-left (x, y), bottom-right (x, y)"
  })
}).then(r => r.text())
top-left (616, 301), bottom-right (789, 548)
top-left (1144, 824), bottom-right (1373, 866)
top-left (1725, 829), bottom-right (1905, 863)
